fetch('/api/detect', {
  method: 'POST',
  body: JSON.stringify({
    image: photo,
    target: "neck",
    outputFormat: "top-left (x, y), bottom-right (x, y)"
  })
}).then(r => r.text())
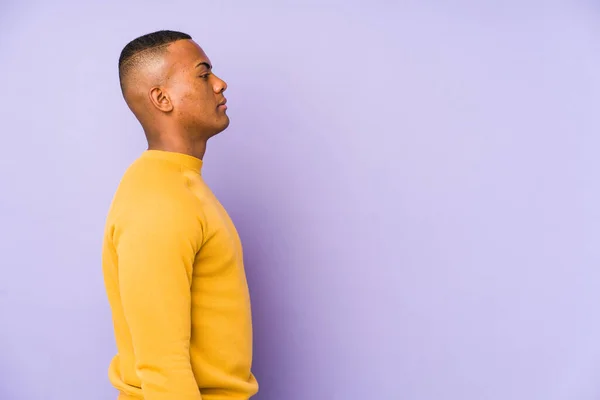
top-left (146, 135), bottom-right (208, 160)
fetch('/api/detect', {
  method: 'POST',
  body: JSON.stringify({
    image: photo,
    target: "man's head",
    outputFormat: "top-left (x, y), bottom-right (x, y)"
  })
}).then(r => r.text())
top-left (118, 30), bottom-right (229, 143)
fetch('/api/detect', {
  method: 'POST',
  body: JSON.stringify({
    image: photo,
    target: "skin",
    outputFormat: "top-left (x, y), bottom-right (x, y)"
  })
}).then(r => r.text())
top-left (121, 39), bottom-right (229, 160)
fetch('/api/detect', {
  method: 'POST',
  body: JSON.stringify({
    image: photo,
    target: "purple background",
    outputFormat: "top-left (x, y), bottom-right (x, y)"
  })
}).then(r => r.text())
top-left (1, 1), bottom-right (600, 399)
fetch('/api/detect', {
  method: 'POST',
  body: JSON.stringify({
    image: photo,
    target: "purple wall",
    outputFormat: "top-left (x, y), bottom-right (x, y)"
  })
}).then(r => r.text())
top-left (1, 1), bottom-right (600, 399)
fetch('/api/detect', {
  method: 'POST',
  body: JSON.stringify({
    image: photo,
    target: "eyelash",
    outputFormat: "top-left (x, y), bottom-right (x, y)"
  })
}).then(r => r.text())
top-left (200, 73), bottom-right (211, 80)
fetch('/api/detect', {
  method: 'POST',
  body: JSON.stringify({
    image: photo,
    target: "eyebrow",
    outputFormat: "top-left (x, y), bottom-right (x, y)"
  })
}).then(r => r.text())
top-left (195, 61), bottom-right (212, 70)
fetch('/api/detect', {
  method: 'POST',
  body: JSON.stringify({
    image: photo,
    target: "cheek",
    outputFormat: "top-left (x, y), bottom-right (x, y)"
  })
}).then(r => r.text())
top-left (171, 83), bottom-right (194, 107)
top-left (169, 79), bottom-right (214, 118)
top-left (180, 84), bottom-right (210, 109)
top-left (168, 77), bottom-right (193, 102)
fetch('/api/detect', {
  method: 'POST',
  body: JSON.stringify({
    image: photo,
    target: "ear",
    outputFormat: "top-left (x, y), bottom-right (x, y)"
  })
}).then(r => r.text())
top-left (148, 86), bottom-right (173, 113)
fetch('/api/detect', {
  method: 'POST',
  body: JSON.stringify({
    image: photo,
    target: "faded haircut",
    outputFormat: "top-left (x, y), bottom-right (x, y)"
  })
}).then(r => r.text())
top-left (118, 30), bottom-right (192, 92)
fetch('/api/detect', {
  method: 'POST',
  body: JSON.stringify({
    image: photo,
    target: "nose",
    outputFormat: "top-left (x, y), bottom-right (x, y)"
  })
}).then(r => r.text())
top-left (214, 75), bottom-right (227, 93)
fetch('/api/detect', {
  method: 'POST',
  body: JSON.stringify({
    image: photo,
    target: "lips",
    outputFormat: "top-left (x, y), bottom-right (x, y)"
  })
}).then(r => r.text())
top-left (218, 98), bottom-right (227, 107)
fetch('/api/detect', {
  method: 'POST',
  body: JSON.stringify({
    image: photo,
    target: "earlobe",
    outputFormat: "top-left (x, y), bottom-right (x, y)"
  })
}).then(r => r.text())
top-left (149, 87), bottom-right (174, 112)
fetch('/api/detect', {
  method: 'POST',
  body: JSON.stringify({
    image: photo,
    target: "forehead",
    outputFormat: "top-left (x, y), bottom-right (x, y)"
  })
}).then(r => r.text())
top-left (165, 39), bottom-right (211, 68)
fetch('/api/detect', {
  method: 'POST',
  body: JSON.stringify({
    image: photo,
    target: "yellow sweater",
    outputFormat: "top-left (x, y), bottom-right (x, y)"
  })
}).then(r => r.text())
top-left (101, 150), bottom-right (258, 400)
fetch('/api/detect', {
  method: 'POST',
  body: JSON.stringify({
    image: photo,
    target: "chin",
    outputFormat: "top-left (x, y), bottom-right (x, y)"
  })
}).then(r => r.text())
top-left (217, 115), bottom-right (231, 132)
top-left (208, 116), bottom-right (230, 138)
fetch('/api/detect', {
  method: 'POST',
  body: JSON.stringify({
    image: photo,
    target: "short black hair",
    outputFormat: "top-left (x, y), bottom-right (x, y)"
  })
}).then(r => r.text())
top-left (118, 30), bottom-right (192, 90)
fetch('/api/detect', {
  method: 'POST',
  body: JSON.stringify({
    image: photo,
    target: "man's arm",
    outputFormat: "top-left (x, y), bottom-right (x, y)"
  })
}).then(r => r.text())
top-left (114, 193), bottom-right (202, 400)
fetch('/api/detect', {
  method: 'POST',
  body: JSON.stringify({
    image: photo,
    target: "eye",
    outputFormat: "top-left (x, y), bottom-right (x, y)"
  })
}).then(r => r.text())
top-left (199, 73), bottom-right (211, 80)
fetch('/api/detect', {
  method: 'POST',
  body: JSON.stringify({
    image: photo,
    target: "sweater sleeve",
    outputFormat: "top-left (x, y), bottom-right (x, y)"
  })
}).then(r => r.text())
top-left (113, 191), bottom-right (203, 400)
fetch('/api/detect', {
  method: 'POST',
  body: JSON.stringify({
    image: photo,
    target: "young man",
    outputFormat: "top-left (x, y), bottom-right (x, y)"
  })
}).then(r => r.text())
top-left (101, 30), bottom-right (258, 400)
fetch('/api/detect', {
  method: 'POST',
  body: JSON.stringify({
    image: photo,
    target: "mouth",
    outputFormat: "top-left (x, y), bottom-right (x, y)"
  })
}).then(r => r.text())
top-left (217, 98), bottom-right (227, 110)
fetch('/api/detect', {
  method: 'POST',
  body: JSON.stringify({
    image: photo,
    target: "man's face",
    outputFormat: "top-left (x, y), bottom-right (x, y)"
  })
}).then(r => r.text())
top-left (164, 40), bottom-right (229, 137)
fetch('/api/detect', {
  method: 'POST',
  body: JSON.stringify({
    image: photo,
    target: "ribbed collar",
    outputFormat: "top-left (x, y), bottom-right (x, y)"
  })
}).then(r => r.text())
top-left (141, 149), bottom-right (203, 173)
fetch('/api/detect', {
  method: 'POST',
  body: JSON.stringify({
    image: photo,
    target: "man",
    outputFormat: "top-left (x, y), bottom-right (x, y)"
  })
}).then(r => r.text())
top-left (101, 30), bottom-right (258, 400)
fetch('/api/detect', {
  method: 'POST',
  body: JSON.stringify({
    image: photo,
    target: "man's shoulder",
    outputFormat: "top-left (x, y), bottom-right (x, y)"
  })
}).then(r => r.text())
top-left (110, 157), bottom-right (197, 219)
top-left (116, 156), bottom-right (188, 195)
